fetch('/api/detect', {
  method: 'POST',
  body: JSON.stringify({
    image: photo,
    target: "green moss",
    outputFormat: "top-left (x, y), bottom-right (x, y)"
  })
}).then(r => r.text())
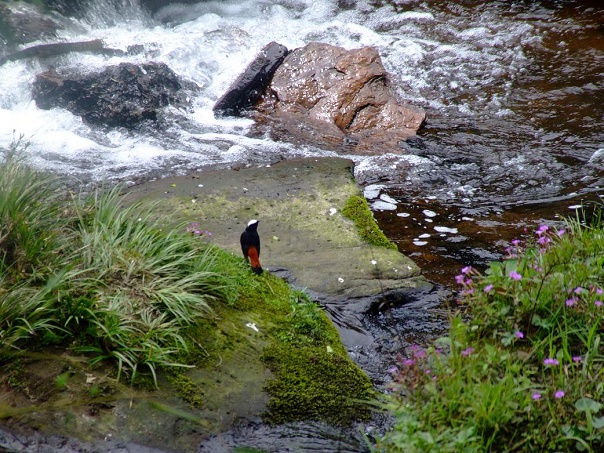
top-left (342, 195), bottom-right (397, 250)
top-left (261, 344), bottom-right (373, 426)
top-left (168, 372), bottom-right (205, 408)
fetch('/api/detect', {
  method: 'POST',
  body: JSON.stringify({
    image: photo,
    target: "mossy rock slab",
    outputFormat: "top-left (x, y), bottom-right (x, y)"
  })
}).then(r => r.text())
top-left (126, 157), bottom-right (426, 299)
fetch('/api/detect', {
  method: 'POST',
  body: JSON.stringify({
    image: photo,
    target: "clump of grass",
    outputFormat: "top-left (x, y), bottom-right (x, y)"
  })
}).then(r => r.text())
top-left (0, 153), bottom-right (228, 386)
top-left (380, 205), bottom-right (604, 451)
top-left (342, 195), bottom-right (397, 249)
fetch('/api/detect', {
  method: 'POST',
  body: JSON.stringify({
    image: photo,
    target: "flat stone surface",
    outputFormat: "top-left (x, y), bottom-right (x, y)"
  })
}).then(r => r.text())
top-left (125, 157), bottom-right (427, 299)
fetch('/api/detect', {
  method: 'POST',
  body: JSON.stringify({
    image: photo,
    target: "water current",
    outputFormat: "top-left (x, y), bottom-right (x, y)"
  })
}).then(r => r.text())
top-left (0, 1), bottom-right (603, 451)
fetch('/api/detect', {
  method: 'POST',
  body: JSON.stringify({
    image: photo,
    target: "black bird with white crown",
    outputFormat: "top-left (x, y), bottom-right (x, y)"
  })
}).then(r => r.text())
top-left (240, 219), bottom-right (263, 275)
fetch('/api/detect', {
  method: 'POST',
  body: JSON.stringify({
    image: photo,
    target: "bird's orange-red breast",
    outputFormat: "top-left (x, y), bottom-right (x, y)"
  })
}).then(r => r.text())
top-left (240, 219), bottom-right (263, 275)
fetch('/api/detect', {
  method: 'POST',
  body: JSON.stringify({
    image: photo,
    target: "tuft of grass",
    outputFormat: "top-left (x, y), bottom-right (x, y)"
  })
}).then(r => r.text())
top-left (0, 153), bottom-right (229, 386)
top-left (342, 195), bottom-right (397, 250)
top-left (380, 205), bottom-right (604, 452)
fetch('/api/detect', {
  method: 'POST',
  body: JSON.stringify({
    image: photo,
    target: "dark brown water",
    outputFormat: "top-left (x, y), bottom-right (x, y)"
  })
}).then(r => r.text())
top-left (372, 0), bottom-right (604, 287)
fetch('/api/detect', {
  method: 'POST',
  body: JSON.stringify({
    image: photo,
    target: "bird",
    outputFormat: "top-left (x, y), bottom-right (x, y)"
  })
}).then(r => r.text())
top-left (240, 219), bottom-right (263, 275)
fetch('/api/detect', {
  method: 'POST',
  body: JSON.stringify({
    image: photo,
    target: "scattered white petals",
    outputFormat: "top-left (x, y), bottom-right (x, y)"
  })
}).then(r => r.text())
top-left (434, 226), bottom-right (458, 234)
top-left (329, 207), bottom-right (337, 216)
top-left (379, 193), bottom-right (398, 204)
top-left (245, 322), bottom-right (259, 332)
top-left (372, 200), bottom-right (397, 211)
top-left (364, 184), bottom-right (384, 199)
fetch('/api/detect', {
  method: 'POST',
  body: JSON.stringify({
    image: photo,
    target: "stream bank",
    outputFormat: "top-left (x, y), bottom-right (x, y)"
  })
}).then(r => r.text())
top-left (1, 156), bottom-right (447, 452)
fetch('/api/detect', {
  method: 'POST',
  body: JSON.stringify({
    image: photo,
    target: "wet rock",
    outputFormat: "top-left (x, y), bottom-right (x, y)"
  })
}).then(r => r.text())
top-left (32, 62), bottom-right (198, 128)
top-left (0, 2), bottom-right (61, 45)
top-left (213, 41), bottom-right (289, 117)
top-left (255, 42), bottom-right (426, 155)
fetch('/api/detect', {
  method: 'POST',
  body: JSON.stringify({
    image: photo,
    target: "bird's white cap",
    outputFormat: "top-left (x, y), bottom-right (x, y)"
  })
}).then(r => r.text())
top-left (248, 219), bottom-right (259, 226)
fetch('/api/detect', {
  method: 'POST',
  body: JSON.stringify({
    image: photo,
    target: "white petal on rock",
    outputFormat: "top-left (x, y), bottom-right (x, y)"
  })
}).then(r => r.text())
top-left (379, 193), bottom-right (398, 204)
top-left (434, 226), bottom-right (458, 234)
top-left (363, 184), bottom-right (384, 199)
top-left (372, 200), bottom-right (397, 211)
top-left (423, 209), bottom-right (437, 217)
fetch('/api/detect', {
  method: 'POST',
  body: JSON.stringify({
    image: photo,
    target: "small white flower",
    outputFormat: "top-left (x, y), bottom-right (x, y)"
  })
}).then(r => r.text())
top-left (371, 260), bottom-right (377, 265)
top-left (329, 208), bottom-right (337, 216)
top-left (191, 199), bottom-right (196, 203)
top-left (338, 277), bottom-right (344, 283)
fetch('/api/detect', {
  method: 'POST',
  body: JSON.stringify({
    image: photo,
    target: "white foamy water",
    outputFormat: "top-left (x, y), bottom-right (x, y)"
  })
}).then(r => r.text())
top-left (1, 0), bottom-right (600, 200)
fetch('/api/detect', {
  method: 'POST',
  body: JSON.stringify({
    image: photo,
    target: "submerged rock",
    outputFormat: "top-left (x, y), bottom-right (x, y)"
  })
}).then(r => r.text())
top-left (32, 62), bottom-right (198, 128)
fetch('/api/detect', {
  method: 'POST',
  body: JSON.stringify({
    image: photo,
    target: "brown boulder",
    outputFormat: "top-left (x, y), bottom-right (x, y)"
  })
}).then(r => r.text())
top-left (255, 42), bottom-right (426, 155)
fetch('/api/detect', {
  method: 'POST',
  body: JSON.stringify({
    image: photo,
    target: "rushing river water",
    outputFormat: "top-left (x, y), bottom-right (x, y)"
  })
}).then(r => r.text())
top-left (1, 0), bottom-right (602, 286)
top-left (0, 1), bottom-right (603, 451)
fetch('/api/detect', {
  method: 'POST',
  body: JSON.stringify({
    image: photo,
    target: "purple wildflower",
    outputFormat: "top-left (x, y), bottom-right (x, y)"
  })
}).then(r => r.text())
top-left (557, 229), bottom-right (565, 236)
top-left (566, 297), bottom-right (577, 307)
top-left (554, 390), bottom-right (565, 399)
top-left (597, 288), bottom-right (603, 295)
top-left (461, 266), bottom-right (473, 275)
top-left (511, 239), bottom-right (521, 246)
top-left (484, 284), bottom-right (494, 292)
top-left (536, 225), bottom-right (549, 236)
top-left (509, 271), bottom-right (522, 281)
top-left (461, 347), bottom-right (474, 357)
top-left (455, 274), bottom-right (465, 285)
top-left (538, 236), bottom-right (551, 246)
top-left (595, 300), bottom-right (603, 307)
top-left (574, 287), bottom-right (584, 294)
top-left (403, 359), bottom-right (415, 366)
top-left (515, 331), bottom-right (524, 339)
top-left (387, 366), bottom-right (398, 374)
top-left (572, 356), bottom-right (582, 363)
top-left (532, 393), bottom-right (542, 400)
top-left (543, 358), bottom-right (559, 366)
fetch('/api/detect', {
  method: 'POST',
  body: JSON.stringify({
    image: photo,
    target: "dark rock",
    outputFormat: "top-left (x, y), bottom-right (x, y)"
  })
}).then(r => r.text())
top-left (256, 42), bottom-right (426, 155)
top-left (0, 39), bottom-right (124, 66)
top-left (32, 62), bottom-right (198, 128)
top-left (0, 2), bottom-right (61, 45)
top-left (213, 41), bottom-right (289, 118)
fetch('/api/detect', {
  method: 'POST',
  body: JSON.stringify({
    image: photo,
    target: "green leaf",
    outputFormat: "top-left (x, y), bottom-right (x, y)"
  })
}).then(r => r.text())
top-left (575, 397), bottom-right (603, 414)
top-left (592, 416), bottom-right (604, 429)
